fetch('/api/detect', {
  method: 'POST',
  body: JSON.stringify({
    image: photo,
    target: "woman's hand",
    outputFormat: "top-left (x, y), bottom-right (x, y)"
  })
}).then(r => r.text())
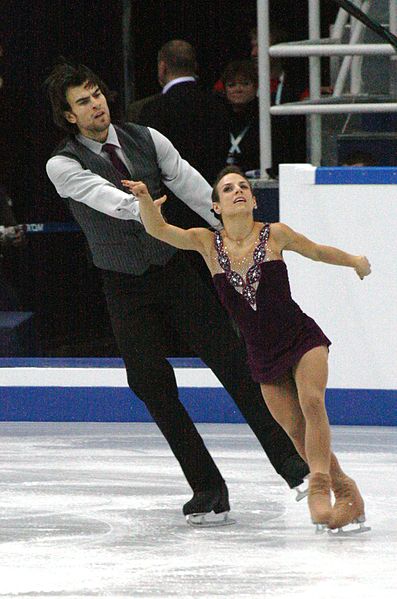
top-left (121, 180), bottom-right (150, 200)
top-left (121, 180), bottom-right (167, 210)
top-left (354, 256), bottom-right (371, 280)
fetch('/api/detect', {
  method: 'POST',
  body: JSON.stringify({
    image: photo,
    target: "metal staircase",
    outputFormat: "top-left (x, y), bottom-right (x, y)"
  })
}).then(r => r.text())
top-left (257, 0), bottom-right (397, 172)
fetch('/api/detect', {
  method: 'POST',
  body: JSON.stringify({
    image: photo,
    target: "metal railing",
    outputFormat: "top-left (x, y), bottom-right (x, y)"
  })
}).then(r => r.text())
top-left (257, 0), bottom-right (397, 173)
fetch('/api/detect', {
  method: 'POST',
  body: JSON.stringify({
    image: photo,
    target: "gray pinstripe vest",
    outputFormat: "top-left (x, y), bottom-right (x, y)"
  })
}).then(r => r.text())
top-left (54, 123), bottom-right (177, 274)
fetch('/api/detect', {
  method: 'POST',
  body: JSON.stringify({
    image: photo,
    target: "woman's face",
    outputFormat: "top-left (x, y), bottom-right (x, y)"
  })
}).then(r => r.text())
top-left (213, 172), bottom-right (256, 219)
top-left (225, 77), bottom-right (257, 108)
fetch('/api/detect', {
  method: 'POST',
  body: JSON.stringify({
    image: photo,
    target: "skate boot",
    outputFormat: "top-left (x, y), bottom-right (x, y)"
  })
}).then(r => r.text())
top-left (328, 475), bottom-right (370, 535)
top-left (308, 472), bottom-right (332, 532)
top-left (183, 483), bottom-right (236, 528)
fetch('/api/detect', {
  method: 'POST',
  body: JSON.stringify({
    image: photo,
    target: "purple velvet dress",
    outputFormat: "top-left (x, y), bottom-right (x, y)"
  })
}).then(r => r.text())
top-left (213, 223), bottom-right (331, 383)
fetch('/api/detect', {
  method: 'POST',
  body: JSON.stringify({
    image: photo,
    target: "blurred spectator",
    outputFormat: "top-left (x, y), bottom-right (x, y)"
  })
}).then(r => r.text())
top-left (0, 185), bottom-right (26, 310)
top-left (250, 25), bottom-right (286, 103)
top-left (214, 25), bottom-right (307, 102)
top-left (138, 39), bottom-right (227, 227)
top-left (341, 151), bottom-right (378, 167)
top-left (220, 60), bottom-right (260, 175)
top-left (127, 92), bottom-right (160, 123)
top-left (250, 25), bottom-right (307, 174)
top-left (249, 25), bottom-right (313, 104)
top-left (215, 25), bottom-right (307, 176)
top-left (0, 43), bottom-right (3, 91)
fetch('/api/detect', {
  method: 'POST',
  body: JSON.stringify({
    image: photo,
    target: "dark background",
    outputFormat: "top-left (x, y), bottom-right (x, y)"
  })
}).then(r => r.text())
top-left (0, 0), bottom-right (339, 356)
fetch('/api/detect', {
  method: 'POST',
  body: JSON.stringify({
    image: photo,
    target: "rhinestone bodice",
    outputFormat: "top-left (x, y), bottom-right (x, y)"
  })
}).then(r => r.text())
top-left (214, 224), bottom-right (271, 310)
top-left (212, 223), bottom-right (332, 383)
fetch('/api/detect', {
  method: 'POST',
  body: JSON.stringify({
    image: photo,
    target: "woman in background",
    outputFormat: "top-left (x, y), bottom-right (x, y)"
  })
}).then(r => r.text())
top-left (221, 60), bottom-right (260, 176)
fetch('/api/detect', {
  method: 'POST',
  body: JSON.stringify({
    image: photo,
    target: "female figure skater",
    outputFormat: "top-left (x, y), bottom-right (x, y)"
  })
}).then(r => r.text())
top-left (122, 166), bottom-right (371, 532)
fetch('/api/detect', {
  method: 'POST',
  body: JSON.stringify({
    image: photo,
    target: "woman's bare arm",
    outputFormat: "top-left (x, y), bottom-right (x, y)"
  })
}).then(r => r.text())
top-left (122, 180), bottom-right (213, 254)
top-left (271, 223), bottom-right (371, 280)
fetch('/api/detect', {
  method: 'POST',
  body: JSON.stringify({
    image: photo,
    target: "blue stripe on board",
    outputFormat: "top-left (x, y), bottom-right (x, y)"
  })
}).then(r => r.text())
top-left (315, 167), bottom-right (397, 185)
top-left (0, 387), bottom-right (396, 426)
top-left (0, 387), bottom-right (243, 423)
top-left (0, 357), bottom-right (205, 368)
top-left (326, 389), bottom-right (397, 426)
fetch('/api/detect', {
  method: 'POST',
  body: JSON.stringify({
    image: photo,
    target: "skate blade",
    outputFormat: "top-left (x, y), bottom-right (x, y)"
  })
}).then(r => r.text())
top-left (293, 476), bottom-right (309, 502)
top-left (294, 485), bottom-right (309, 502)
top-left (313, 523), bottom-right (329, 534)
top-left (186, 511), bottom-right (236, 528)
top-left (328, 516), bottom-right (371, 536)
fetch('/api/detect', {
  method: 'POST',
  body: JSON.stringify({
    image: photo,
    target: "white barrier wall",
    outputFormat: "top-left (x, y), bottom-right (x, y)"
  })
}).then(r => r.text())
top-left (279, 164), bottom-right (396, 390)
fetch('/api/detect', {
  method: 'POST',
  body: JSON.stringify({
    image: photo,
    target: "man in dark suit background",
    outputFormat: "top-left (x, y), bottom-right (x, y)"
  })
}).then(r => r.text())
top-left (138, 40), bottom-right (227, 229)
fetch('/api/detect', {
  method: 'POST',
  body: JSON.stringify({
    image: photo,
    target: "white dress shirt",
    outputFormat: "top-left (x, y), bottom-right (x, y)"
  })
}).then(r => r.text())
top-left (46, 124), bottom-right (220, 229)
top-left (162, 76), bottom-right (196, 95)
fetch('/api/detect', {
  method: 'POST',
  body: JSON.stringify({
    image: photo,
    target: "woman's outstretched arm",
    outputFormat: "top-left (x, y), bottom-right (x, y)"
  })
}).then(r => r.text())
top-left (121, 180), bottom-right (213, 253)
top-left (272, 223), bottom-right (371, 280)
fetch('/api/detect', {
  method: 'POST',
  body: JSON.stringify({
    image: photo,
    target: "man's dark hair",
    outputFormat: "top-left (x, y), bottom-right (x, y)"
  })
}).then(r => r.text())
top-left (158, 40), bottom-right (197, 76)
top-left (211, 166), bottom-right (253, 223)
top-left (44, 59), bottom-right (113, 133)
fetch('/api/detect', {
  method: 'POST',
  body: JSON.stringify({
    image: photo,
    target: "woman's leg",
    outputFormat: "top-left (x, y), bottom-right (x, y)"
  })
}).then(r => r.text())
top-left (262, 348), bottom-right (333, 476)
top-left (293, 346), bottom-right (368, 529)
top-left (262, 348), bottom-right (366, 529)
top-left (293, 346), bottom-right (331, 474)
top-left (260, 371), bottom-right (331, 526)
top-left (260, 372), bottom-right (307, 463)
top-left (292, 346), bottom-right (334, 525)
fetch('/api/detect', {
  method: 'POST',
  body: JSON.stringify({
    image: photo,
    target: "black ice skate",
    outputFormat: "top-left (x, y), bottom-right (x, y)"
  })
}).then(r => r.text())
top-left (183, 484), bottom-right (236, 527)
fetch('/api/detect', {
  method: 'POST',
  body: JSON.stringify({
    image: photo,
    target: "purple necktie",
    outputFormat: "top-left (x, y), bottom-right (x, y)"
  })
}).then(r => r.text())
top-left (102, 143), bottom-right (130, 179)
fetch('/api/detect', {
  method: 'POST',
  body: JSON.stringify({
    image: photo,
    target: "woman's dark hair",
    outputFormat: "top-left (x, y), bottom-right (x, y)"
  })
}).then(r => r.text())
top-left (211, 166), bottom-right (253, 223)
top-left (221, 59), bottom-right (258, 88)
top-left (44, 59), bottom-right (114, 133)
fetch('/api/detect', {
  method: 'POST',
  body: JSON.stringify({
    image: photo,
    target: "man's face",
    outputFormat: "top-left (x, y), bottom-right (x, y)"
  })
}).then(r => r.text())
top-left (64, 81), bottom-right (110, 141)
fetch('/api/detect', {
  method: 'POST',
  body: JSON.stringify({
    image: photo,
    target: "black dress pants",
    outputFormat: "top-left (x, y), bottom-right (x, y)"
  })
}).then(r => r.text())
top-left (101, 251), bottom-right (305, 493)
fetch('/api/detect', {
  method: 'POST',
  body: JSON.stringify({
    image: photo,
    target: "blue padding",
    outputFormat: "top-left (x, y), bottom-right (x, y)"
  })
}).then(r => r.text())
top-left (0, 387), bottom-right (243, 423)
top-left (0, 357), bottom-right (205, 368)
top-left (315, 167), bottom-right (397, 185)
top-left (0, 387), bottom-right (396, 425)
top-left (325, 389), bottom-right (397, 426)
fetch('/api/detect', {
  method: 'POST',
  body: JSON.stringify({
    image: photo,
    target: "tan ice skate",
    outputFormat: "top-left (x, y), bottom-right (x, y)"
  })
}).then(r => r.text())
top-left (308, 472), bottom-right (332, 533)
top-left (328, 474), bottom-right (370, 535)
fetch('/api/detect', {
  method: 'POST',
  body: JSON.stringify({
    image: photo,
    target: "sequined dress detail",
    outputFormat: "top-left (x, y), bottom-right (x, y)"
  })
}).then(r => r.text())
top-left (214, 223), bottom-right (269, 311)
top-left (213, 223), bottom-right (331, 383)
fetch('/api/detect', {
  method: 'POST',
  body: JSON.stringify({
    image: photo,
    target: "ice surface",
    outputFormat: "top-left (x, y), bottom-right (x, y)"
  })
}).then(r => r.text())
top-left (0, 422), bottom-right (396, 598)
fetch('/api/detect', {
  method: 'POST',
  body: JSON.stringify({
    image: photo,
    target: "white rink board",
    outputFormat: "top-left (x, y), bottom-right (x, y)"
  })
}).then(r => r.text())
top-left (279, 164), bottom-right (396, 390)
